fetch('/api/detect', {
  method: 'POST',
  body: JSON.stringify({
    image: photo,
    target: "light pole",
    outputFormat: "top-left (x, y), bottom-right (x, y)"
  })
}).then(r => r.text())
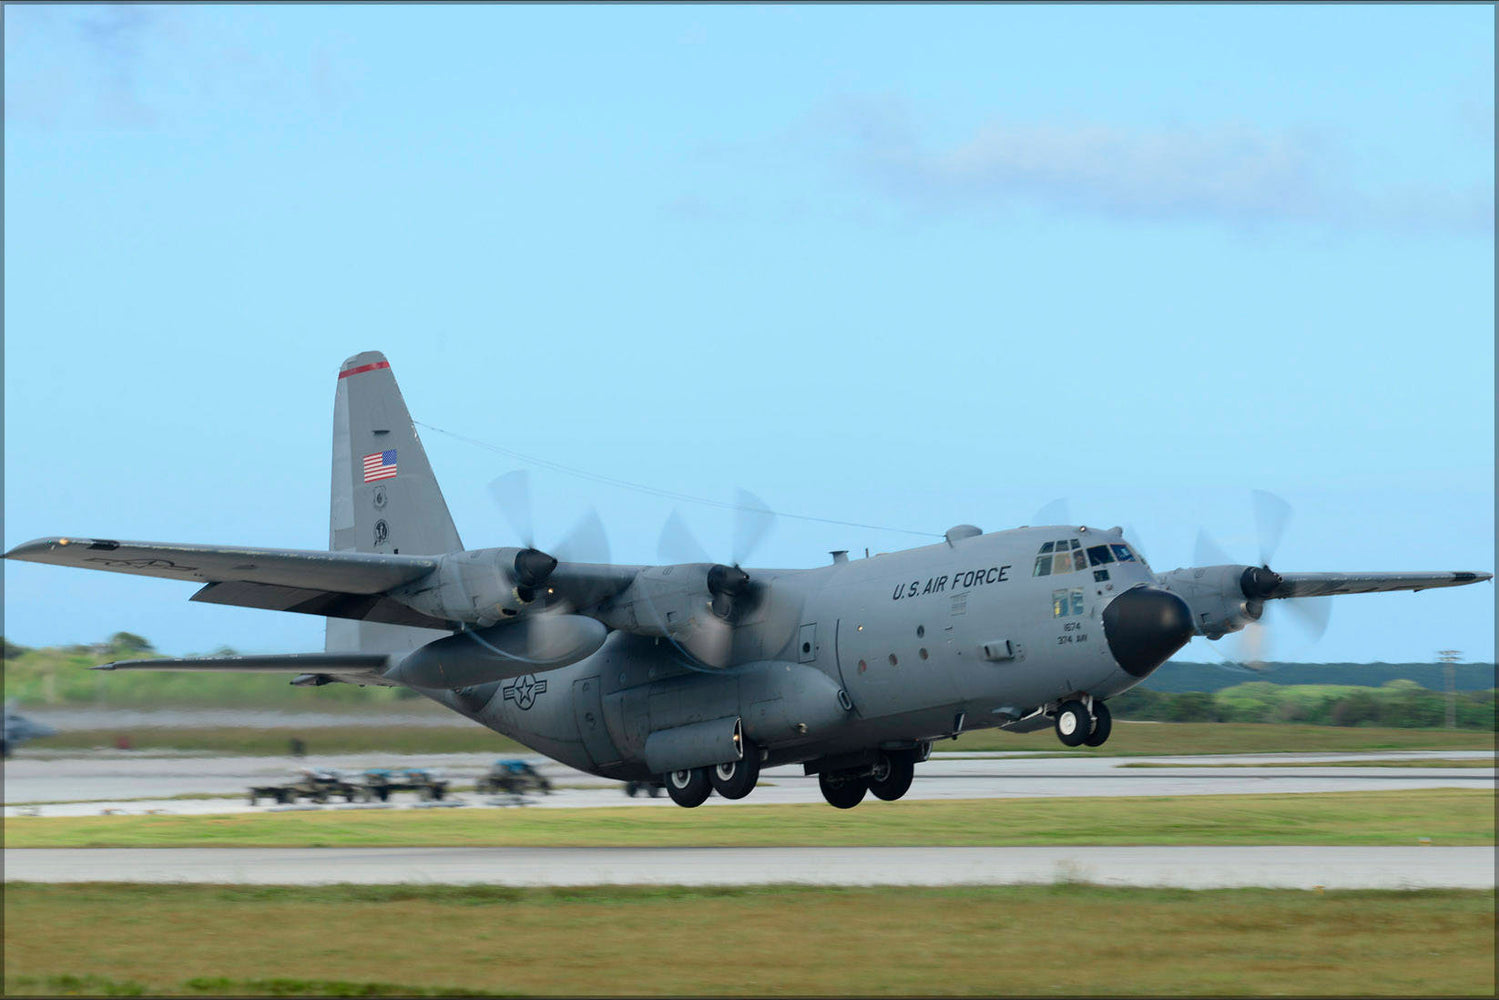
top-left (1437, 650), bottom-right (1461, 730)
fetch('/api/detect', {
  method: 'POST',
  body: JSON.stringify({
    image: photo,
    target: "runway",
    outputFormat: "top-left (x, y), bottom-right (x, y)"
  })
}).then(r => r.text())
top-left (4, 749), bottom-right (1492, 818)
top-left (5, 845), bottom-right (1491, 889)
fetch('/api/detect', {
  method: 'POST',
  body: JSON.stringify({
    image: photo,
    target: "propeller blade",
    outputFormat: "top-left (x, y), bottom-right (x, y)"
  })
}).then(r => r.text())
top-left (1277, 595), bottom-right (1333, 644)
top-left (1193, 528), bottom-right (1235, 568)
top-left (1251, 490), bottom-right (1293, 567)
top-left (555, 507), bottom-right (610, 565)
top-left (731, 488), bottom-right (775, 567)
top-left (658, 510), bottom-right (713, 566)
top-left (1033, 497), bottom-right (1072, 526)
top-left (681, 612), bottom-right (734, 669)
top-left (1123, 523), bottom-right (1151, 564)
top-left (488, 471), bottom-right (535, 548)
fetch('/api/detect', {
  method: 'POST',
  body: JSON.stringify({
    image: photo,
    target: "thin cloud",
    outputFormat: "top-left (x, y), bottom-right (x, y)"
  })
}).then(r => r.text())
top-left (811, 96), bottom-right (1493, 236)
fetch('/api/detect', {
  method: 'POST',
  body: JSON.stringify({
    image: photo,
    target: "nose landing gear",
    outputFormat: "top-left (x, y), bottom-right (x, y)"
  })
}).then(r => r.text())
top-left (1054, 698), bottom-right (1112, 748)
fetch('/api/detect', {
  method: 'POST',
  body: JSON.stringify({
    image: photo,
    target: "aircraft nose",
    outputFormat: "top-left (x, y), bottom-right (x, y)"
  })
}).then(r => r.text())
top-left (1102, 586), bottom-right (1195, 678)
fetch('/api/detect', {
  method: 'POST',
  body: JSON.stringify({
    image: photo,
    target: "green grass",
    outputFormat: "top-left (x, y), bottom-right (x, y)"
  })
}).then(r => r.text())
top-left (5, 883), bottom-right (1493, 995)
top-left (6, 788), bottom-right (1491, 848)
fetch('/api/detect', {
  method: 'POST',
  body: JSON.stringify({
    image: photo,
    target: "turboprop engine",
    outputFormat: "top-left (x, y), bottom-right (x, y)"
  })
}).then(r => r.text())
top-left (392, 546), bottom-right (560, 625)
top-left (1155, 564), bottom-right (1282, 639)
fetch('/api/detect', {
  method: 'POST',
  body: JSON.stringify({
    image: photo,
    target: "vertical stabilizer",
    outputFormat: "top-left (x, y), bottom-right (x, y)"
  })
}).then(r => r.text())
top-left (326, 351), bottom-right (462, 654)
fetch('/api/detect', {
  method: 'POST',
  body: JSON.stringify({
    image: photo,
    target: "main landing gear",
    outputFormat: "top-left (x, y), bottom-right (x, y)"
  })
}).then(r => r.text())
top-left (661, 741), bottom-right (763, 808)
top-left (818, 748), bottom-right (918, 809)
top-left (1054, 698), bottom-right (1112, 748)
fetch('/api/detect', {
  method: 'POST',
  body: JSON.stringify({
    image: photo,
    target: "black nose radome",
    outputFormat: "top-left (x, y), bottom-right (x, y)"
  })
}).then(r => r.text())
top-left (1103, 587), bottom-right (1195, 678)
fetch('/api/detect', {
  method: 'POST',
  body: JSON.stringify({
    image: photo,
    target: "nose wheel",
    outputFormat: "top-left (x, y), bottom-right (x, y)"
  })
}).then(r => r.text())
top-left (1054, 699), bottom-right (1112, 747)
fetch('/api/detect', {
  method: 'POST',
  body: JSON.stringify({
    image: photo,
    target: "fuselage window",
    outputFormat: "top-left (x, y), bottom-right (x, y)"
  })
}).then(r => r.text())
top-left (1053, 587), bottom-right (1086, 617)
top-left (1034, 538), bottom-right (1084, 577)
top-left (1086, 544), bottom-right (1115, 566)
top-left (1110, 544), bottom-right (1134, 562)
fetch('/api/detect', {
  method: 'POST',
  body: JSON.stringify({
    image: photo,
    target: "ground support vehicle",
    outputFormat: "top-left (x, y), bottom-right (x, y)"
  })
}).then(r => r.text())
top-left (623, 780), bottom-right (664, 798)
top-left (360, 767), bottom-right (450, 801)
top-left (475, 759), bottom-right (554, 803)
top-left (248, 768), bottom-right (368, 805)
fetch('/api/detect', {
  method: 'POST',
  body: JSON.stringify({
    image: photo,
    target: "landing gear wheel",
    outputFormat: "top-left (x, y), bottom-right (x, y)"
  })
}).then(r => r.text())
top-left (664, 767), bottom-right (712, 808)
top-left (868, 750), bottom-right (916, 802)
top-left (710, 745), bottom-right (761, 800)
top-left (1055, 700), bottom-right (1090, 747)
top-left (1083, 701), bottom-right (1113, 747)
top-left (819, 770), bottom-right (868, 809)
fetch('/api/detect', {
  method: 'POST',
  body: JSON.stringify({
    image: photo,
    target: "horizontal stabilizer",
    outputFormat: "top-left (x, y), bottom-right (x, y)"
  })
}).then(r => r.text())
top-left (95, 653), bottom-right (394, 674)
top-left (5, 537), bottom-right (438, 593)
top-left (1272, 571), bottom-right (1492, 599)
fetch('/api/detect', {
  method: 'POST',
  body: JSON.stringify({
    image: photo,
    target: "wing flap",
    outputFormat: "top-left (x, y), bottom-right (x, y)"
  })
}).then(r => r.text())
top-left (190, 581), bottom-right (454, 630)
top-left (5, 537), bottom-right (437, 593)
top-left (1273, 571), bottom-right (1492, 599)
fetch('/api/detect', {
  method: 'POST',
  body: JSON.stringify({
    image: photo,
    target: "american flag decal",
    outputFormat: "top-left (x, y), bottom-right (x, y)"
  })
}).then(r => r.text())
top-left (362, 449), bottom-right (398, 483)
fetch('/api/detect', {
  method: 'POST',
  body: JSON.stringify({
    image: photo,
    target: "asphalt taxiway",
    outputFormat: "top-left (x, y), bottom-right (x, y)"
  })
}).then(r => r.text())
top-left (5, 845), bottom-right (1491, 889)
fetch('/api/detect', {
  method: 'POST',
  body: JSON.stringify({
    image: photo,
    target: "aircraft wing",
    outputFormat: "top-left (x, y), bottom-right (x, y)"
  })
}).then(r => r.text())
top-left (1272, 571), bottom-right (1491, 599)
top-left (94, 653), bottom-right (393, 673)
top-left (5, 536), bottom-right (453, 630)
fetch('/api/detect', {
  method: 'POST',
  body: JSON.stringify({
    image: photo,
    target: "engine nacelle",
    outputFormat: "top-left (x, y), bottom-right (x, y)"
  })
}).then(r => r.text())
top-left (1155, 564), bottom-right (1276, 639)
top-left (392, 547), bottom-right (553, 625)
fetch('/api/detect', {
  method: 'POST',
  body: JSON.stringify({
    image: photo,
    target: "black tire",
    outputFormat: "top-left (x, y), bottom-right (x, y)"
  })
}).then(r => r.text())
top-left (276, 790), bottom-right (290, 804)
top-left (1054, 700), bottom-right (1090, 747)
top-left (710, 746), bottom-right (761, 800)
top-left (819, 770), bottom-right (868, 809)
top-left (248, 793), bottom-right (259, 806)
top-left (664, 767), bottom-right (712, 808)
top-left (377, 788), bottom-right (390, 802)
top-left (868, 750), bottom-right (916, 802)
top-left (1084, 701), bottom-right (1113, 747)
top-left (647, 784), bottom-right (662, 798)
top-left (431, 786), bottom-right (446, 801)
top-left (625, 781), bottom-right (640, 797)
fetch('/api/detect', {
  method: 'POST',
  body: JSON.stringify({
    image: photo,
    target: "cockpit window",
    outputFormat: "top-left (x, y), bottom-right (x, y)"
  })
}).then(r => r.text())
top-left (1110, 544), bottom-right (1135, 562)
top-left (1072, 549), bottom-right (1087, 571)
top-left (1033, 554), bottom-right (1052, 576)
top-left (1086, 544), bottom-right (1115, 566)
top-left (1052, 551), bottom-right (1072, 574)
top-left (1039, 541), bottom-right (1054, 554)
top-left (1032, 537), bottom-right (1090, 576)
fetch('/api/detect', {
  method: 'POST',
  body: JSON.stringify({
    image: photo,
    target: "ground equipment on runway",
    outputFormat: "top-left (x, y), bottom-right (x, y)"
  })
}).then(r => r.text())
top-left (474, 759), bottom-right (552, 797)
top-left (249, 768), bottom-right (368, 805)
top-left (623, 780), bottom-right (664, 798)
top-left (13, 351), bottom-right (1492, 810)
top-left (360, 767), bottom-right (449, 801)
top-left (2, 701), bottom-right (56, 757)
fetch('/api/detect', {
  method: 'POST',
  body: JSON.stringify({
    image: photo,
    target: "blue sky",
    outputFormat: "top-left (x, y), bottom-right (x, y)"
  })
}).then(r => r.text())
top-left (5, 4), bottom-right (1493, 664)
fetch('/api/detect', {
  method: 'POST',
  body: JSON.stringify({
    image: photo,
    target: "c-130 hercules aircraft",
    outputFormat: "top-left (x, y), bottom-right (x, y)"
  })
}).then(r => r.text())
top-left (9, 352), bottom-right (1492, 808)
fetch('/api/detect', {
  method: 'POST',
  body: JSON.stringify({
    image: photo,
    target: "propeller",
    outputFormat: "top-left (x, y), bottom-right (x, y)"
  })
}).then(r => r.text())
top-left (1196, 491), bottom-right (1332, 670)
top-left (650, 489), bottom-right (779, 669)
top-left (1032, 497), bottom-right (1073, 527)
top-left (433, 470), bottom-right (617, 674)
top-left (488, 470), bottom-right (612, 569)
